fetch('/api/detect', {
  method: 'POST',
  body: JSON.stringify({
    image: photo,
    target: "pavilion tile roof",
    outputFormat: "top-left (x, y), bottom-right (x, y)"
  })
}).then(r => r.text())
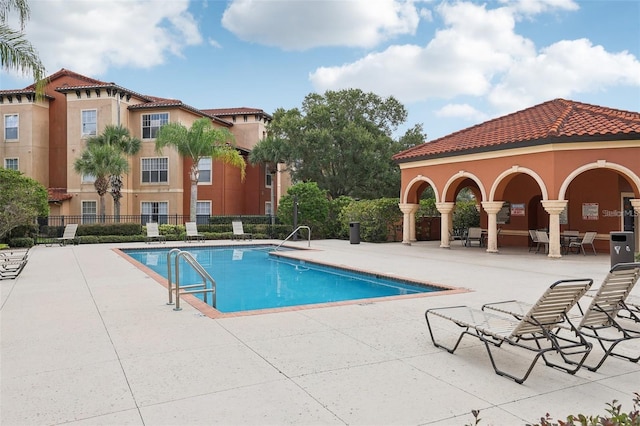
top-left (393, 99), bottom-right (640, 163)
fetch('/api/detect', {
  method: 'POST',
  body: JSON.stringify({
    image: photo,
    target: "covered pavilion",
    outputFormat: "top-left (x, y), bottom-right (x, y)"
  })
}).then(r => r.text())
top-left (393, 99), bottom-right (640, 258)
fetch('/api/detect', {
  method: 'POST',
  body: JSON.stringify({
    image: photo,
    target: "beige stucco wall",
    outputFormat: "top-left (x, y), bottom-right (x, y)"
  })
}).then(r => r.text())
top-left (0, 99), bottom-right (50, 186)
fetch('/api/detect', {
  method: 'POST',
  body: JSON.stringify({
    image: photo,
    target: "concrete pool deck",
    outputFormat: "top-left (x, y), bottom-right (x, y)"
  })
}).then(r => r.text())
top-left (1, 239), bottom-right (639, 425)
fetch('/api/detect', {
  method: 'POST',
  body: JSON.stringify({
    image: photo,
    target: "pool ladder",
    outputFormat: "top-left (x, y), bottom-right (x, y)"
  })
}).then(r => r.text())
top-left (167, 248), bottom-right (216, 311)
top-left (275, 226), bottom-right (311, 251)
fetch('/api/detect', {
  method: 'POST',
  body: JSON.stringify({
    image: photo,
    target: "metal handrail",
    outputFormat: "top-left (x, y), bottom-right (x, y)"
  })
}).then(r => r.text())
top-left (275, 225), bottom-right (311, 251)
top-left (167, 249), bottom-right (216, 311)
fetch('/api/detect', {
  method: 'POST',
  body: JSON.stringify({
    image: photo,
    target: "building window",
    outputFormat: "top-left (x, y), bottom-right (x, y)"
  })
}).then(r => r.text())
top-left (81, 110), bottom-right (97, 136)
top-left (4, 157), bottom-right (18, 170)
top-left (141, 201), bottom-right (168, 224)
top-left (4, 114), bottom-right (18, 140)
top-left (142, 113), bottom-right (168, 139)
top-left (265, 201), bottom-right (272, 216)
top-left (82, 200), bottom-right (97, 224)
top-left (141, 157), bottom-right (168, 183)
top-left (196, 201), bottom-right (211, 224)
top-left (243, 115), bottom-right (248, 122)
top-left (198, 157), bottom-right (212, 184)
top-left (265, 166), bottom-right (272, 187)
top-left (82, 173), bottom-right (96, 183)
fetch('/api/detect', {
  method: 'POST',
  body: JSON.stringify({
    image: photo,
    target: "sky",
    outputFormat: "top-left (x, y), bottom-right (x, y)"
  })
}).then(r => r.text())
top-left (1, 0), bottom-right (639, 140)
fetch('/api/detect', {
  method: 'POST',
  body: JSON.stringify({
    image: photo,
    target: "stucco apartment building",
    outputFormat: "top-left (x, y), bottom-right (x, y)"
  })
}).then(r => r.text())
top-left (0, 69), bottom-right (283, 223)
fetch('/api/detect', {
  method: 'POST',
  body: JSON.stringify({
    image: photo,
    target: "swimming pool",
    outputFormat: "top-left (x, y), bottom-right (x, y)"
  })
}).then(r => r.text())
top-left (122, 245), bottom-right (443, 313)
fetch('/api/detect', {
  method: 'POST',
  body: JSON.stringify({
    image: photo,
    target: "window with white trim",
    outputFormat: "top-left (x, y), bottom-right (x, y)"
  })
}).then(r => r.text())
top-left (4, 157), bottom-right (18, 170)
top-left (265, 166), bottom-right (272, 187)
top-left (265, 201), bottom-right (273, 216)
top-left (81, 110), bottom-right (97, 136)
top-left (198, 157), bottom-right (212, 184)
top-left (142, 113), bottom-right (168, 139)
top-left (4, 114), bottom-right (18, 140)
top-left (82, 200), bottom-right (97, 224)
top-left (141, 201), bottom-right (168, 224)
top-left (196, 201), bottom-right (211, 224)
top-left (82, 173), bottom-right (96, 183)
top-left (141, 157), bottom-right (168, 183)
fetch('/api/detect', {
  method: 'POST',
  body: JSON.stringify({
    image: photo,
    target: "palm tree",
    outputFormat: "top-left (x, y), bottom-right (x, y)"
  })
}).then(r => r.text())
top-left (86, 125), bottom-right (141, 220)
top-left (1, 0), bottom-right (46, 98)
top-left (73, 143), bottom-right (129, 222)
top-left (249, 135), bottom-right (290, 224)
top-left (155, 118), bottom-right (246, 222)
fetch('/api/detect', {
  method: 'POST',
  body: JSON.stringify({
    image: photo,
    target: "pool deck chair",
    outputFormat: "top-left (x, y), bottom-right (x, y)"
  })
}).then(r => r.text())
top-left (568, 231), bottom-right (597, 255)
top-left (232, 221), bottom-right (252, 240)
top-left (425, 278), bottom-right (593, 384)
top-left (483, 263), bottom-right (640, 372)
top-left (185, 222), bottom-right (205, 242)
top-left (465, 227), bottom-right (483, 247)
top-left (56, 224), bottom-right (78, 246)
top-left (145, 223), bottom-right (166, 244)
top-left (1, 257), bottom-right (28, 280)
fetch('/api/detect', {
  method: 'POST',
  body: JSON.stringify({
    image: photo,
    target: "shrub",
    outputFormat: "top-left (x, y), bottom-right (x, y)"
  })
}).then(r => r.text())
top-left (8, 237), bottom-right (34, 248)
top-left (277, 182), bottom-right (330, 238)
top-left (339, 198), bottom-right (402, 243)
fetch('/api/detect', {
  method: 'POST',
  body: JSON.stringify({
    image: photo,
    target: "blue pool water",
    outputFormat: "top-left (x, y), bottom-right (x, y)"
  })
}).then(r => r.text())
top-left (122, 246), bottom-right (440, 313)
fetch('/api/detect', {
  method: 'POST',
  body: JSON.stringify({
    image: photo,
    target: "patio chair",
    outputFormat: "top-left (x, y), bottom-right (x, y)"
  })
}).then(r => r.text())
top-left (535, 230), bottom-right (549, 254)
top-left (184, 222), bottom-right (204, 242)
top-left (465, 227), bottom-right (483, 247)
top-left (145, 222), bottom-right (166, 244)
top-left (56, 224), bottom-right (78, 246)
top-left (483, 263), bottom-right (640, 372)
top-left (425, 278), bottom-right (593, 384)
top-left (528, 230), bottom-right (539, 252)
top-left (568, 231), bottom-right (597, 255)
top-left (0, 249), bottom-right (29, 262)
top-left (232, 221), bottom-right (252, 240)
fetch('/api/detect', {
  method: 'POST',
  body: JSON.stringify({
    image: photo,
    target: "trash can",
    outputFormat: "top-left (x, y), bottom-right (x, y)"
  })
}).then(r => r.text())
top-left (349, 222), bottom-right (360, 244)
top-left (610, 231), bottom-right (635, 268)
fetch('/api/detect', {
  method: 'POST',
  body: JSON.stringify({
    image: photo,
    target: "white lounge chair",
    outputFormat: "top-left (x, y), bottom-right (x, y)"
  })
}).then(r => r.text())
top-left (185, 222), bottom-right (204, 242)
top-left (231, 221), bottom-right (252, 240)
top-left (145, 222), bottom-right (166, 243)
top-left (425, 278), bottom-right (593, 384)
top-left (535, 230), bottom-right (549, 254)
top-left (56, 224), bottom-right (78, 246)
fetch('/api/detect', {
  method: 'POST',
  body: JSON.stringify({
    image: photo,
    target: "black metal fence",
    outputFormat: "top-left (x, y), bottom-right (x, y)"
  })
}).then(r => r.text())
top-left (38, 214), bottom-right (277, 227)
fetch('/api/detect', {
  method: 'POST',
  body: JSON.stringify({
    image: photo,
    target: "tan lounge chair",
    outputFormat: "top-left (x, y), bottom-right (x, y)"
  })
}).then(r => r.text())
top-left (146, 222), bottom-right (166, 244)
top-left (425, 278), bottom-right (593, 384)
top-left (56, 224), bottom-right (78, 246)
top-left (465, 227), bottom-right (483, 247)
top-left (185, 222), bottom-right (204, 242)
top-left (483, 262), bottom-right (640, 372)
top-left (232, 221), bottom-right (252, 240)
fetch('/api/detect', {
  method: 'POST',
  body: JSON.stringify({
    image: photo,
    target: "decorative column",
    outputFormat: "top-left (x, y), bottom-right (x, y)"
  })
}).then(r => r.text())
top-left (481, 201), bottom-right (504, 253)
top-left (630, 199), bottom-right (640, 254)
top-left (398, 203), bottom-right (419, 245)
top-left (436, 202), bottom-right (455, 248)
top-left (541, 200), bottom-right (568, 258)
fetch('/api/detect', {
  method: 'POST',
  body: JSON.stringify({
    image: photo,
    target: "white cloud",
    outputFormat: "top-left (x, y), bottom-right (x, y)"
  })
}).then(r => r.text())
top-left (435, 103), bottom-right (488, 122)
top-left (221, 0), bottom-right (420, 50)
top-left (310, 2), bottom-right (535, 101)
top-left (23, 0), bottom-right (202, 76)
top-left (489, 39), bottom-right (640, 113)
top-left (309, 0), bottom-right (639, 116)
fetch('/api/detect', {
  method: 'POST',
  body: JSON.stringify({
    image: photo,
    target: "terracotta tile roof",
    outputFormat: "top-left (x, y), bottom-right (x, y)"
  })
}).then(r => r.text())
top-left (128, 97), bottom-right (232, 126)
top-left (202, 107), bottom-right (273, 119)
top-left (393, 99), bottom-right (640, 163)
top-left (47, 188), bottom-right (73, 203)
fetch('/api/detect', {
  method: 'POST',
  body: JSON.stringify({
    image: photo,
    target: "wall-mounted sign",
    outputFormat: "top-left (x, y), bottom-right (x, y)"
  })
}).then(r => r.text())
top-left (582, 203), bottom-right (599, 220)
top-left (510, 203), bottom-right (525, 216)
